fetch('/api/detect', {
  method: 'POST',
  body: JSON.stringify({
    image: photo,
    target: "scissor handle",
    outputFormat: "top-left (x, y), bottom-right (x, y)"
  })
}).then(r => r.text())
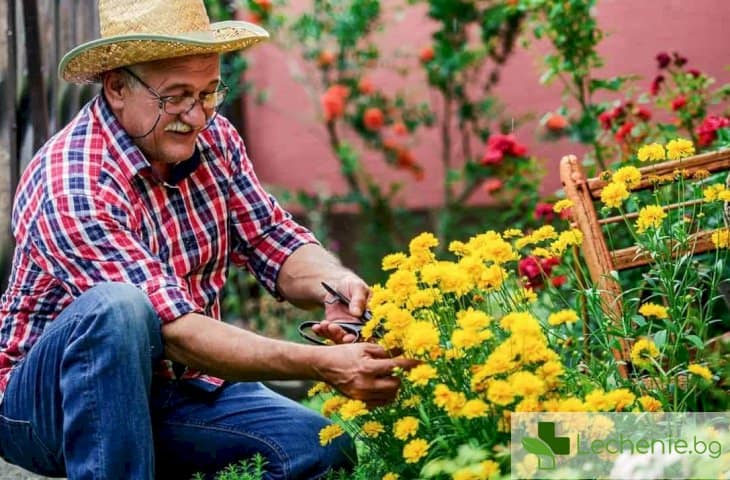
top-left (321, 282), bottom-right (373, 322)
top-left (298, 321), bottom-right (365, 345)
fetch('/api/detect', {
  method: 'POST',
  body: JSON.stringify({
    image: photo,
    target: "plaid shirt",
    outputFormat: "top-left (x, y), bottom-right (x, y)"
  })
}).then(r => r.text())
top-left (0, 95), bottom-right (317, 400)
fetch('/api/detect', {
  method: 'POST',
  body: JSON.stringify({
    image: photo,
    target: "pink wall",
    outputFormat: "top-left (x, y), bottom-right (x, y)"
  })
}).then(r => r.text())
top-left (244, 1), bottom-right (730, 209)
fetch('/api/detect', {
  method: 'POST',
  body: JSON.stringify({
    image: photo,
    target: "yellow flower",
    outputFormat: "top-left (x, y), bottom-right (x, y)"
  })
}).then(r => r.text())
top-left (480, 460), bottom-right (500, 478)
top-left (407, 288), bottom-right (441, 310)
top-left (382, 252), bottom-right (408, 271)
top-left (635, 205), bottom-right (667, 233)
top-left (307, 382), bottom-right (331, 398)
top-left (393, 416), bottom-right (420, 440)
top-left (459, 399), bottom-right (489, 419)
top-left (403, 438), bottom-right (429, 464)
top-left (584, 389), bottom-right (612, 411)
top-left (712, 229), bottom-right (730, 249)
top-left (509, 371), bottom-right (546, 397)
top-left (339, 399), bottom-right (368, 420)
top-left (553, 199), bottom-right (574, 213)
top-left (319, 424), bottom-right (344, 446)
top-left (452, 328), bottom-right (489, 349)
top-left (637, 142), bottom-right (666, 162)
top-left (361, 421), bottom-right (385, 438)
top-left (457, 308), bottom-right (492, 330)
top-left (666, 138), bottom-right (695, 160)
top-left (404, 321), bottom-right (441, 356)
top-left (407, 364), bottom-right (438, 386)
top-left (402, 395), bottom-right (422, 408)
top-left (321, 396), bottom-right (347, 417)
top-left (600, 181), bottom-right (630, 209)
top-left (382, 473), bottom-right (399, 480)
top-left (433, 384), bottom-right (466, 416)
top-left (630, 338), bottom-right (660, 369)
top-left (613, 166), bottom-right (642, 189)
top-left (487, 380), bottom-right (515, 406)
top-left (638, 395), bottom-right (663, 412)
top-left (530, 225), bottom-right (558, 243)
top-left (503, 228), bottom-right (523, 238)
top-left (479, 264), bottom-right (508, 291)
top-left (605, 389), bottom-right (636, 411)
top-left (548, 309), bottom-right (579, 326)
top-left (688, 363), bottom-right (713, 380)
top-left (557, 397), bottom-right (586, 412)
top-left (449, 240), bottom-right (468, 256)
top-left (638, 302), bottom-right (669, 319)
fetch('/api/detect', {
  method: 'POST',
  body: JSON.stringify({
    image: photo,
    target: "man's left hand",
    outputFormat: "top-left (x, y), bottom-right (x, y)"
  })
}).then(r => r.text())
top-left (312, 274), bottom-right (370, 344)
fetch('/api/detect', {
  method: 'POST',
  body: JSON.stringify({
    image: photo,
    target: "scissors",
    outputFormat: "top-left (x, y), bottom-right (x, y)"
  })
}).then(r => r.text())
top-left (298, 282), bottom-right (375, 345)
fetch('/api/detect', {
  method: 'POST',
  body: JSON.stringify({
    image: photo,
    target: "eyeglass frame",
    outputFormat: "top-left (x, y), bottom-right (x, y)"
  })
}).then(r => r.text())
top-left (120, 67), bottom-right (229, 120)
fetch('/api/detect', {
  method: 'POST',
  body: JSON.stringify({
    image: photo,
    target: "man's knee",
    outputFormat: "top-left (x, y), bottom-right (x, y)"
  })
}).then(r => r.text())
top-left (77, 282), bottom-right (161, 351)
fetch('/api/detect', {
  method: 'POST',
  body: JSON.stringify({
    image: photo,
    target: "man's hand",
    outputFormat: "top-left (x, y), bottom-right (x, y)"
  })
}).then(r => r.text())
top-left (313, 274), bottom-right (370, 344)
top-left (316, 343), bottom-right (418, 408)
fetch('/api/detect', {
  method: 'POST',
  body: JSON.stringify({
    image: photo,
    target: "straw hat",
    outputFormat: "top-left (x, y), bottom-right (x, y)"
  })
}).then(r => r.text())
top-left (59, 0), bottom-right (269, 84)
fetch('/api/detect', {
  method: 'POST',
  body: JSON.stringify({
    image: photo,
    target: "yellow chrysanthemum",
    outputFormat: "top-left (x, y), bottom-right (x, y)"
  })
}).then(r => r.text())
top-left (307, 382), bottom-right (331, 398)
top-left (402, 395), bottom-right (422, 408)
top-left (457, 308), bottom-right (492, 330)
top-left (584, 389), bottom-right (613, 411)
top-left (361, 421), bottom-right (385, 438)
top-left (637, 142), bottom-right (666, 162)
top-left (613, 166), bottom-right (642, 189)
top-left (407, 288), bottom-right (441, 310)
top-left (531, 225), bottom-right (558, 243)
top-left (404, 321), bottom-right (441, 356)
top-left (403, 438), bottom-right (429, 464)
top-left (712, 229), bottom-right (730, 249)
top-left (600, 181), bottom-right (630, 209)
top-left (321, 396), bottom-right (347, 417)
top-left (452, 328), bottom-right (490, 349)
top-left (503, 228), bottom-right (523, 238)
top-left (635, 205), bottom-right (667, 233)
top-left (479, 264), bottom-right (508, 291)
top-left (382, 473), bottom-right (399, 480)
top-left (339, 399), bottom-right (368, 421)
top-left (393, 416), bottom-right (420, 440)
top-left (433, 384), bottom-right (466, 416)
top-left (630, 338), bottom-right (660, 369)
top-left (407, 364), bottom-right (438, 386)
top-left (480, 460), bottom-right (500, 478)
top-left (548, 309), bottom-right (579, 326)
top-left (459, 399), bottom-right (489, 419)
top-left (638, 303), bottom-right (669, 319)
top-left (509, 371), bottom-right (546, 398)
top-left (688, 363), bottom-right (713, 380)
top-left (382, 252), bottom-right (408, 271)
top-left (486, 380), bottom-right (515, 406)
top-left (605, 389), bottom-right (636, 411)
top-left (638, 395), bottom-right (663, 412)
top-left (553, 199), bottom-right (574, 213)
top-left (319, 424), bottom-right (344, 446)
top-left (666, 138), bottom-right (695, 160)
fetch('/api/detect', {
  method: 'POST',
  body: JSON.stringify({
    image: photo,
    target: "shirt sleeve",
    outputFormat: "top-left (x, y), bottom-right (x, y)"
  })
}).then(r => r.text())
top-left (22, 193), bottom-right (200, 323)
top-left (226, 134), bottom-right (319, 298)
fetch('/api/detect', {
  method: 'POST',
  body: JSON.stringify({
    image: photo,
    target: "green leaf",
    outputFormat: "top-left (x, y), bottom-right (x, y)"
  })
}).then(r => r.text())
top-left (685, 334), bottom-right (705, 351)
top-left (654, 330), bottom-right (667, 348)
top-left (521, 437), bottom-right (555, 457)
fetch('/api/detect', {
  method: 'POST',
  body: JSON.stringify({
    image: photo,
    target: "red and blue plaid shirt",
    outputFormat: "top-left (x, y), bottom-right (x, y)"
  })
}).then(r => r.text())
top-left (0, 94), bottom-right (317, 399)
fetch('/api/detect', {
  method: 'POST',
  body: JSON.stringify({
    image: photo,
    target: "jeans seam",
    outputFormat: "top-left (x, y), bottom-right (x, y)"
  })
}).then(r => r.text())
top-left (161, 420), bottom-right (290, 477)
top-left (79, 332), bottom-right (104, 480)
top-left (0, 414), bottom-right (56, 461)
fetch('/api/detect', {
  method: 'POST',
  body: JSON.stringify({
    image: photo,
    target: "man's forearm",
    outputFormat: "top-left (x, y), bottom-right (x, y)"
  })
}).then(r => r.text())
top-left (276, 243), bottom-right (353, 308)
top-left (162, 312), bottom-right (325, 381)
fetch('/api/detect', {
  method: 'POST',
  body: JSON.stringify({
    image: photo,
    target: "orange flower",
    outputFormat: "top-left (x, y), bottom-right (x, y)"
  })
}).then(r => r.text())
top-left (396, 148), bottom-right (415, 168)
top-left (358, 77), bottom-right (375, 95)
top-left (392, 122), bottom-right (408, 136)
top-left (321, 85), bottom-right (349, 121)
top-left (419, 46), bottom-right (434, 63)
top-left (545, 113), bottom-right (568, 132)
top-left (363, 107), bottom-right (385, 131)
top-left (318, 51), bottom-right (336, 68)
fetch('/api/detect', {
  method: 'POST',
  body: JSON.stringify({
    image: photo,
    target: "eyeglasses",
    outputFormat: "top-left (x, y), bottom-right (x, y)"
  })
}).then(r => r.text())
top-left (121, 67), bottom-right (229, 119)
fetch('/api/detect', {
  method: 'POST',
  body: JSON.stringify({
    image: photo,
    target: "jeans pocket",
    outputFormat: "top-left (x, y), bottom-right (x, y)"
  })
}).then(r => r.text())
top-left (0, 414), bottom-right (59, 476)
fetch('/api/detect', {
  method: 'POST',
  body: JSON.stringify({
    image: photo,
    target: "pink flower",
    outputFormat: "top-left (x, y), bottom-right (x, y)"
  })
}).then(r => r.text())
top-left (483, 178), bottom-right (503, 193)
top-left (534, 202), bottom-right (555, 222)
top-left (696, 115), bottom-right (730, 147)
top-left (650, 75), bottom-right (665, 96)
top-left (480, 133), bottom-right (527, 165)
top-left (671, 95), bottom-right (687, 111)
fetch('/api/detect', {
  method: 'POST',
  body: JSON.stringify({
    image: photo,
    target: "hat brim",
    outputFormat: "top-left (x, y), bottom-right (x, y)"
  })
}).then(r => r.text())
top-left (59, 20), bottom-right (269, 84)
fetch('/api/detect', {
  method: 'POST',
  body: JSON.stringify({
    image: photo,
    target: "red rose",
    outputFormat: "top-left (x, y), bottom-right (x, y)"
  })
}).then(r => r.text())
top-left (671, 95), bottom-right (687, 111)
top-left (321, 85), bottom-right (350, 121)
top-left (534, 202), bottom-right (555, 222)
top-left (419, 46), bottom-right (435, 63)
top-left (656, 52), bottom-right (671, 69)
top-left (363, 107), bottom-right (385, 131)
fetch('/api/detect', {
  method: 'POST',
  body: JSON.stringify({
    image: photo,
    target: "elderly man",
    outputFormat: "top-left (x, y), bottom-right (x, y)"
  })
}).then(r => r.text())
top-left (0, 1), bottom-right (412, 478)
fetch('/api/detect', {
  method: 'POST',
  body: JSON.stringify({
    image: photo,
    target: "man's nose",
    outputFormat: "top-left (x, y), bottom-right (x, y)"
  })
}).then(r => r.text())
top-left (180, 100), bottom-right (208, 128)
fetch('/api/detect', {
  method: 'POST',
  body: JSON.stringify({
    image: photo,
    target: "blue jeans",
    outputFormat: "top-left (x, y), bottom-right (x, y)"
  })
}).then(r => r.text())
top-left (0, 283), bottom-right (354, 479)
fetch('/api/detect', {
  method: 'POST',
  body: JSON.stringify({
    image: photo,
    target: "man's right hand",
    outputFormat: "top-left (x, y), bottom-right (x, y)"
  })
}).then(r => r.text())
top-left (315, 342), bottom-right (418, 408)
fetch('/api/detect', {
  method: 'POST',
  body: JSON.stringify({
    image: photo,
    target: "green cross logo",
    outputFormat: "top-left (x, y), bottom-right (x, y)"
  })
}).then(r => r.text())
top-left (521, 421), bottom-right (570, 470)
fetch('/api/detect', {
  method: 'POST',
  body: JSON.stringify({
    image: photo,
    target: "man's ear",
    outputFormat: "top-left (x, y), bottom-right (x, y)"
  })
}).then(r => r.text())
top-left (102, 70), bottom-right (128, 109)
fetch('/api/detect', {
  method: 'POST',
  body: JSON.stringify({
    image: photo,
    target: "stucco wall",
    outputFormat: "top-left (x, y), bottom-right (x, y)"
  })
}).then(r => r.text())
top-left (244, 0), bottom-right (730, 209)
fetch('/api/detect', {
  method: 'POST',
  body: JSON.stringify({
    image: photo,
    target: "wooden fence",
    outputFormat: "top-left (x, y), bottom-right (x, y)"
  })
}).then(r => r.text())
top-left (1, 0), bottom-right (100, 289)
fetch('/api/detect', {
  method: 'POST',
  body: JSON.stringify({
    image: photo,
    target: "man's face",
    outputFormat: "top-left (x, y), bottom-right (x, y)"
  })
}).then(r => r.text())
top-left (113, 54), bottom-right (221, 173)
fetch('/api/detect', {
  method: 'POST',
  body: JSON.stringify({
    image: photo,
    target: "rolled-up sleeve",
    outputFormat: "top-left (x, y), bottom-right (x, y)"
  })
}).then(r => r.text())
top-left (24, 194), bottom-right (200, 323)
top-left (226, 137), bottom-right (318, 297)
